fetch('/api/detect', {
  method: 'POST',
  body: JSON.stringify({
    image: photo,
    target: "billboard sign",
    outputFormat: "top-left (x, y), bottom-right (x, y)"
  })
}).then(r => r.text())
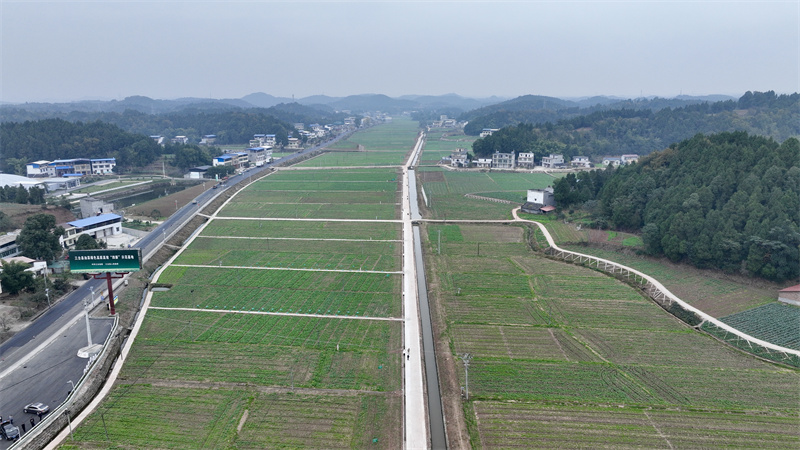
top-left (69, 249), bottom-right (142, 273)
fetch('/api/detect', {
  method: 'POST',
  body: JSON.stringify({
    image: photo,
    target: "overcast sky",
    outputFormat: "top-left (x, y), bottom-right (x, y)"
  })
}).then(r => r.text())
top-left (1, 1), bottom-right (797, 103)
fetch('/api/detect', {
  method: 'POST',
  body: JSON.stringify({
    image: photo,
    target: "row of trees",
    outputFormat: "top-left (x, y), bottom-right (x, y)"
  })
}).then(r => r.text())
top-left (0, 185), bottom-right (46, 205)
top-left (554, 132), bottom-right (800, 282)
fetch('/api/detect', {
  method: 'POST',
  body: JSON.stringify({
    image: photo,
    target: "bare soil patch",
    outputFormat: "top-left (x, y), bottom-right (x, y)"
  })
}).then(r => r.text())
top-left (1, 203), bottom-right (75, 228)
top-left (420, 171), bottom-right (446, 182)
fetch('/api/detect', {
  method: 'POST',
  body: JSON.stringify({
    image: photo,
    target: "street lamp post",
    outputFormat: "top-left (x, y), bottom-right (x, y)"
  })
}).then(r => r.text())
top-left (67, 380), bottom-right (76, 393)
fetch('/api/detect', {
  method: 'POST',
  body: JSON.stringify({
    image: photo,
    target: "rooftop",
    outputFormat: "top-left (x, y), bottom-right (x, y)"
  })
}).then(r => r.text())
top-left (67, 213), bottom-right (122, 229)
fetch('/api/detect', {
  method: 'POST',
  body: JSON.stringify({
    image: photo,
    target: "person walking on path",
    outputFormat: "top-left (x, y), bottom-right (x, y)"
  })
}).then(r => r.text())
top-left (30, 417), bottom-right (35, 428)
top-left (20, 423), bottom-right (25, 433)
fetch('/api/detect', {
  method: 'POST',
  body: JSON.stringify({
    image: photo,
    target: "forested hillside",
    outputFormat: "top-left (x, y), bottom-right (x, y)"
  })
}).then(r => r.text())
top-left (470, 91), bottom-right (799, 159)
top-left (0, 107), bottom-right (311, 147)
top-left (0, 119), bottom-right (163, 173)
top-left (554, 132), bottom-right (800, 282)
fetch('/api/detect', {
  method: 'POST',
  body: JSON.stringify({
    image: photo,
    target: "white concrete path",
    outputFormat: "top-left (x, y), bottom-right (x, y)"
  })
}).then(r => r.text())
top-left (402, 133), bottom-right (428, 449)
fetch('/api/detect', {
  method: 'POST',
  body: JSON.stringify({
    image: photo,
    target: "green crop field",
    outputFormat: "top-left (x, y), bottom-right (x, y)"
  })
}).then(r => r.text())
top-left (66, 119), bottom-right (420, 449)
top-left (175, 236), bottom-right (401, 271)
top-left (267, 168), bottom-right (401, 182)
top-left (720, 302), bottom-right (800, 350)
top-left (326, 117), bottom-right (419, 151)
top-left (298, 150), bottom-right (410, 167)
top-left (202, 219), bottom-right (401, 240)
top-left (560, 244), bottom-right (778, 317)
top-left (423, 223), bottom-right (800, 448)
top-left (218, 200), bottom-right (398, 220)
top-left (419, 168), bottom-right (562, 220)
top-left (121, 310), bottom-right (401, 390)
top-left (154, 266), bottom-right (401, 317)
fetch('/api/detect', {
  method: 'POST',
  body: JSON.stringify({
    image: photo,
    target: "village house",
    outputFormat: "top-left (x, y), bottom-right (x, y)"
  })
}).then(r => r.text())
top-left (479, 128), bottom-right (499, 138)
top-left (474, 158), bottom-right (492, 169)
top-left (778, 285), bottom-right (800, 306)
top-left (602, 156), bottom-right (623, 167)
top-left (90, 158), bottom-right (116, 175)
top-left (541, 154), bottom-right (565, 169)
top-left (492, 152), bottom-right (516, 169)
top-left (517, 152), bottom-right (535, 168)
top-left (621, 154), bottom-right (639, 164)
top-left (245, 147), bottom-right (273, 167)
top-left (199, 135), bottom-right (217, 145)
top-left (449, 149), bottom-right (469, 167)
top-left (521, 186), bottom-right (556, 214)
top-left (571, 156), bottom-right (592, 168)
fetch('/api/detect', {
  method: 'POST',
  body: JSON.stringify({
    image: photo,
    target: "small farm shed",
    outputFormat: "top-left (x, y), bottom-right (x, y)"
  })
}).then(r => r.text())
top-left (778, 285), bottom-right (800, 306)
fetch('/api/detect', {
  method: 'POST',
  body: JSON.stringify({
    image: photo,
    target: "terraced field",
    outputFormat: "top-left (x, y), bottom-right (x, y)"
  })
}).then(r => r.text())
top-left (424, 222), bottom-right (800, 448)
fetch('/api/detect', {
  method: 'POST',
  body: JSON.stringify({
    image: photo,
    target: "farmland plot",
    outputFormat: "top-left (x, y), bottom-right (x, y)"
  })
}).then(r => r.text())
top-left (153, 267), bottom-right (401, 317)
top-left (423, 223), bottom-right (800, 447)
top-left (174, 237), bottom-right (401, 272)
top-left (122, 310), bottom-right (402, 391)
top-left (236, 393), bottom-right (401, 448)
top-left (202, 219), bottom-right (401, 240)
top-left (68, 385), bottom-right (248, 449)
top-left (720, 302), bottom-right (800, 350)
top-left (474, 402), bottom-right (800, 449)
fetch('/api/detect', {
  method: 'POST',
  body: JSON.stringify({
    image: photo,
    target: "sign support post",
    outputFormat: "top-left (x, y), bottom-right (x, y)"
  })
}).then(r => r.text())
top-left (69, 249), bottom-right (142, 316)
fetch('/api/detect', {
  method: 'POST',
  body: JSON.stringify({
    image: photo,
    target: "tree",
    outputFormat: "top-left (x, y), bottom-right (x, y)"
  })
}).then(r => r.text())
top-left (0, 260), bottom-right (35, 295)
top-left (0, 211), bottom-right (12, 233)
top-left (205, 165), bottom-right (235, 180)
top-left (17, 214), bottom-right (65, 261)
top-left (74, 233), bottom-right (106, 250)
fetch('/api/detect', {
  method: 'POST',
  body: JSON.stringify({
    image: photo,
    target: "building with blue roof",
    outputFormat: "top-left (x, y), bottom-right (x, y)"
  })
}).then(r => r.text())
top-left (60, 213), bottom-right (123, 249)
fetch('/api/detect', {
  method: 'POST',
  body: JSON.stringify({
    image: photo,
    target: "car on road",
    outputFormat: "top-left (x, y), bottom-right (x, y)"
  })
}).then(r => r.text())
top-left (23, 402), bottom-right (49, 415)
top-left (0, 421), bottom-right (19, 441)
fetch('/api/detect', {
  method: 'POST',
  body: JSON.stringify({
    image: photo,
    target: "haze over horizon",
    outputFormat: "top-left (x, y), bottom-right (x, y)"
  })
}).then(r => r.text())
top-left (1, 1), bottom-right (797, 104)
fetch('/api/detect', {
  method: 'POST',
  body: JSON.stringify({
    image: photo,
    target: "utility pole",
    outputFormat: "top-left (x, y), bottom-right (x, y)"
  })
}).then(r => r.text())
top-left (461, 353), bottom-right (472, 400)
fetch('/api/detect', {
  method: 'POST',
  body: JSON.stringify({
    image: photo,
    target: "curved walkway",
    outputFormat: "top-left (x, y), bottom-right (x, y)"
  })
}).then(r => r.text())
top-left (511, 207), bottom-right (800, 362)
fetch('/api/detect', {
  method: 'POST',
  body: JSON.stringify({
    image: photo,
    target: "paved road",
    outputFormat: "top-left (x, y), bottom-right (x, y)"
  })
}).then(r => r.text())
top-left (0, 317), bottom-right (113, 449)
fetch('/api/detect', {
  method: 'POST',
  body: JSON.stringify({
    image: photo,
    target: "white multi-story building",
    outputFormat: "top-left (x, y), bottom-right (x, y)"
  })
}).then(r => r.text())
top-left (60, 213), bottom-right (123, 249)
top-left (90, 158), bottom-right (116, 175)
top-left (492, 152), bottom-right (516, 169)
top-left (517, 152), bottom-right (535, 168)
top-left (541, 154), bottom-right (565, 168)
top-left (26, 161), bottom-right (55, 178)
top-left (246, 147), bottom-right (273, 167)
top-left (571, 156), bottom-right (592, 168)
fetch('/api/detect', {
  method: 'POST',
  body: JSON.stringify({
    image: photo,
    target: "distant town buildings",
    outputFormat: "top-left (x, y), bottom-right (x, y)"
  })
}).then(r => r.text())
top-left (26, 158), bottom-right (117, 178)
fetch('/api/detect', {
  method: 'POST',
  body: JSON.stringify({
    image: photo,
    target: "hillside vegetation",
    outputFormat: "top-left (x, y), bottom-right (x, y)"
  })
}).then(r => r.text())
top-left (554, 131), bottom-right (800, 281)
top-left (470, 91), bottom-right (799, 159)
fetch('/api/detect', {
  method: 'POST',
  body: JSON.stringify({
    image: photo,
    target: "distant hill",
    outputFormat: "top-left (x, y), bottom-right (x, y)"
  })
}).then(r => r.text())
top-left (461, 94), bottom-right (735, 135)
